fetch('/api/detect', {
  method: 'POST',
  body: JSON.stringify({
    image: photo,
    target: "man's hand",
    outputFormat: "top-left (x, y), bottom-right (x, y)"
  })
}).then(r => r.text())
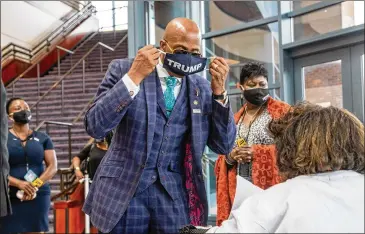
top-left (209, 57), bottom-right (229, 95)
top-left (229, 146), bottom-right (253, 163)
top-left (127, 45), bottom-right (161, 85)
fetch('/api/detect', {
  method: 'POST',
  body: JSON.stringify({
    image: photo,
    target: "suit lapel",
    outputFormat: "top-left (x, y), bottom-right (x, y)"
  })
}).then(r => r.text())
top-left (156, 78), bottom-right (168, 119)
top-left (187, 75), bottom-right (203, 159)
top-left (143, 71), bottom-right (157, 160)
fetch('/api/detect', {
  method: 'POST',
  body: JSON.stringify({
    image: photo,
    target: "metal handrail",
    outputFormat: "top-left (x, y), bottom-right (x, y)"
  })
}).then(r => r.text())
top-left (56, 46), bottom-right (74, 55)
top-left (62, 0), bottom-right (84, 11)
top-left (56, 46), bottom-right (74, 77)
top-left (72, 97), bottom-right (95, 124)
top-left (35, 120), bottom-right (73, 165)
top-left (113, 33), bottom-right (128, 51)
top-left (31, 3), bottom-right (94, 56)
top-left (51, 167), bottom-right (76, 201)
top-left (6, 4), bottom-right (95, 95)
top-left (30, 41), bottom-right (114, 121)
top-left (70, 30), bottom-right (99, 55)
top-left (2, 45), bottom-right (32, 64)
top-left (2, 43), bottom-right (32, 54)
top-left (71, 34), bottom-right (129, 124)
top-left (1, 3), bottom-right (93, 63)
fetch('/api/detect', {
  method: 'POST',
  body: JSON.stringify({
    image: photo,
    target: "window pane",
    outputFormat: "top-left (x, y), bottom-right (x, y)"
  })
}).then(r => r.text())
top-left (115, 24), bottom-right (128, 31)
top-left (228, 93), bottom-right (244, 113)
top-left (361, 54), bottom-right (364, 118)
top-left (292, 1), bottom-right (322, 10)
top-left (274, 88), bottom-right (281, 100)
top-left (115, 6), bottom-right (128, 27)
top-left (294, 1), bottom-right (364, 41)
top-left (92, 1), bottom-right (113, 11)
top-left (154, 1), bottom-right (186, 43)
top-left (202, 153), bottom-right (218, 216)
top-left (114, 1), bottom-right (128, 8)
top-left (303, 60), bottom-right (343, 108)
top-left (96, 9), bottom-right (113, 30)
top-left (205, 22), bottom-right (279, 91)
top-left (204, 1), bottom-right (278, 32)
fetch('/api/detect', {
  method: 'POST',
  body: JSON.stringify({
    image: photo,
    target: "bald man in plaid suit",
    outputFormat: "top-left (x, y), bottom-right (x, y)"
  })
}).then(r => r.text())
top-left (83, 18), bottom-right (236, 234)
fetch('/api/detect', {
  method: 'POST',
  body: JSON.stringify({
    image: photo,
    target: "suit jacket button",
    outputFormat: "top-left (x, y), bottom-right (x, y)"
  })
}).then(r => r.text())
top-left (141, 164), bottom-right (146, 169)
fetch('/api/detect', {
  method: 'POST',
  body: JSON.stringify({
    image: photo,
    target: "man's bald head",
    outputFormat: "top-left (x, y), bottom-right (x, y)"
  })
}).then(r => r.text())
top-left (160, 18), bottom-right (202, 55)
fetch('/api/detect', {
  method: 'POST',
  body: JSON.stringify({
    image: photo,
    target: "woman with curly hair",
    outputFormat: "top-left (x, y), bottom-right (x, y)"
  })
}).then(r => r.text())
top-left (215, 62), bottom-right (290, 225)
top-left (206, 103), bottom-right (364, 233)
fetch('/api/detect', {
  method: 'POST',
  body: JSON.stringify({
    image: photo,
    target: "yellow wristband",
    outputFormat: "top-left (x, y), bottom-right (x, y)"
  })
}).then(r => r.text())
top-left (31, 178), bottom-right (44, 188)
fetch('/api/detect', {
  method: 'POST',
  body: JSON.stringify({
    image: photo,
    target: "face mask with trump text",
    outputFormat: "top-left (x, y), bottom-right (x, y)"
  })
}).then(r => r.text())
top-left (158, 50), bottom-right (207, 76)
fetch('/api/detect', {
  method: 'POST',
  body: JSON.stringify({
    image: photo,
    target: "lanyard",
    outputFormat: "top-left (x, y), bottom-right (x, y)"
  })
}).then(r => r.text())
top-left (20, 137), bottom-right (32, 172)
top-left (13, 129), bottom-right (32, 171)
top-left (238, 105), bottom-right (263, 143)
top-left (237, 106), bottom-right (263, 177)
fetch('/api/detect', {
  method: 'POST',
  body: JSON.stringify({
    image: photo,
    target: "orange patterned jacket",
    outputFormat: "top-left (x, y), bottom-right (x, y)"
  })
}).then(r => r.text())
top-left (214, 97), bottom-right (290, 226)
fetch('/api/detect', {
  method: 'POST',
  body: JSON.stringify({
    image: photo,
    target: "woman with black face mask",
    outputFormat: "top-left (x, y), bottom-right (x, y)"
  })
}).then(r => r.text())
top-left (1, 98), bottom-right (57, 234)
top-left (214, 63), bottom-right (291, 226)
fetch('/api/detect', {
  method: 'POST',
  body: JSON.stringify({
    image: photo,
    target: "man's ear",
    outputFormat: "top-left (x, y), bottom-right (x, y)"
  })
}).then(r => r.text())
top-left (159, 40), bottom-right (166, 51)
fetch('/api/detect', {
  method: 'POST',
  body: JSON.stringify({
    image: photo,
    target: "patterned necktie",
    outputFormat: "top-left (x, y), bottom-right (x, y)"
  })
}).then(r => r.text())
top-left (163, 76), bottom-right (177, 117)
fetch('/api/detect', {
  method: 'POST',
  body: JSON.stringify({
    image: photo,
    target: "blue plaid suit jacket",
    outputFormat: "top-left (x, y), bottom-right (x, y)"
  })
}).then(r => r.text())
top-left (82, 59), bottom-right (236, 233)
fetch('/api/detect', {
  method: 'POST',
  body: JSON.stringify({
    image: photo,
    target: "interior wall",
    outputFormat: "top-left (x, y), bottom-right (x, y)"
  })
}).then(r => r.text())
top-left (209, 3), bottom-right (278, 64)
top-left (1, 1), bottom-right (74, 49)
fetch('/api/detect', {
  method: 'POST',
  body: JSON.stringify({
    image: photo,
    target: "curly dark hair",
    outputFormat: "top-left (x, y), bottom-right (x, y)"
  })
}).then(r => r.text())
top-left (6, 97), bottom-right (24, 114)
top-left (268, 102), bottom-right (364, 180)
top-left (239, 62), bottom-right (268, 84)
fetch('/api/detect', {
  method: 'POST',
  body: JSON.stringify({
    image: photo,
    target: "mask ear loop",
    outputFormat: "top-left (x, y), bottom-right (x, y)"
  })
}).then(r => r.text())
top-left (204, 57), bottom-right (216, 71)
top-left (156, 49), bottom-right (166, 68)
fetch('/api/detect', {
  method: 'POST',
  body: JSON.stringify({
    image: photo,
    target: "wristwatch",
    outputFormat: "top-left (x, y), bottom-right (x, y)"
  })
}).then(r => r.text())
top-left (75, 167), bottom-right (81, 171)
top-left (213, 90), bottom-right (227, 100)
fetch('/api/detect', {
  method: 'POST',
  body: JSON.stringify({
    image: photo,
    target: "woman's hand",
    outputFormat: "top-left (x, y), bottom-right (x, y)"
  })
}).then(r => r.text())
top-left (17, 181), bottom-right (37, 196)
top-left (21, 193), bottom-right (36, 201)
top-left (75, 170), bottom-right (84, 181)
top-left (229, 146), bottom-right (253, 163)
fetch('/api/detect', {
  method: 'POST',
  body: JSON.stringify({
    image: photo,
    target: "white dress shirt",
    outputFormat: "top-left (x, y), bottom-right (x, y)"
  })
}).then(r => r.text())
top-left (121, 60), bottom-right (227, 106)
top-left (208, 170), bottom-right (364, 233)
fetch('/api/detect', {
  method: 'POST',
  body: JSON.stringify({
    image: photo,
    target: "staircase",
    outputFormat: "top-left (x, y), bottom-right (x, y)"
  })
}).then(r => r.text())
top-left (5, 30), bottom-right (128, 231)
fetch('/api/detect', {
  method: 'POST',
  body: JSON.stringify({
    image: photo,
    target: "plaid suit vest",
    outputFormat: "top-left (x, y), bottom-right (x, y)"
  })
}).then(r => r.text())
top-left (135, 77), bottom-right (190, 199)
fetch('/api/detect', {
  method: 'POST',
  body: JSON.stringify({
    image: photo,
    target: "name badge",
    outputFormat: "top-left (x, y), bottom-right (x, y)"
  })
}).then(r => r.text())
top-left (193, 109), bottom-right (201, 114)
top-left (24, 169), bottom-right (38, 182)
top-left (236, 138), bottom-right (246, 147)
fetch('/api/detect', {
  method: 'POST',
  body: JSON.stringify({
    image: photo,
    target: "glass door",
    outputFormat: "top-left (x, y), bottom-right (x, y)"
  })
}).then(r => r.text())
top-left (294, 44), bottom-right (364, 122)
top-left (350, 44), bottom-right (364, 122)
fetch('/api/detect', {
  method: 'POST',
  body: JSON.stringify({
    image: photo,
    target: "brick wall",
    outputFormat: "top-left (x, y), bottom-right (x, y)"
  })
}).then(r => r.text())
top-left (304, 60), bottom-right (343, 108)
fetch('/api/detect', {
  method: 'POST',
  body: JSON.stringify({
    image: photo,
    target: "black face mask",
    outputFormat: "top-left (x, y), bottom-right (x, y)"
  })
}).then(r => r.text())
top-left (243, 88), bottom-right (270, 106)
top-left (12, 110), bottom-right (32, 124)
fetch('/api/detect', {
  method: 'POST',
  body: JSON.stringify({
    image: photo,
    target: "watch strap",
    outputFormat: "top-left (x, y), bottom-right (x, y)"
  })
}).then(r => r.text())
top-left (213, 91), bottom-right (227, 100)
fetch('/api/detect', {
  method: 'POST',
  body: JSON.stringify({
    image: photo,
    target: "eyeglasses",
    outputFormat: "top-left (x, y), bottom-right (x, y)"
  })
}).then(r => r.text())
top-left (164, 40), bottom-right (202, 57)
top-left (172, 49), bottom-right (202, 58)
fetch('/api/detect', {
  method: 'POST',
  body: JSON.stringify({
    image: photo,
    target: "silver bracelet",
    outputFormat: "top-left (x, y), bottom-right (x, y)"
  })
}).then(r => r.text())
top-left (225, 153), bottom-right (236, 165)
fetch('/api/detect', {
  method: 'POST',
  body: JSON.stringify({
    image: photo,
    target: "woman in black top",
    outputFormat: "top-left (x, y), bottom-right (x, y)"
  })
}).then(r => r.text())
top-left (1, 98), bottom-right (57, 233)
top-left (72, 134), bottom-right (111, 180)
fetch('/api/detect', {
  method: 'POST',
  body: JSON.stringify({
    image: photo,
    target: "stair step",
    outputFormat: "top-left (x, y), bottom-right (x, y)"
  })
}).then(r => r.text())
top-left (6, 31), bottom-right (128, 226)
top-left (8, 75), bottom-right (104, 86)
